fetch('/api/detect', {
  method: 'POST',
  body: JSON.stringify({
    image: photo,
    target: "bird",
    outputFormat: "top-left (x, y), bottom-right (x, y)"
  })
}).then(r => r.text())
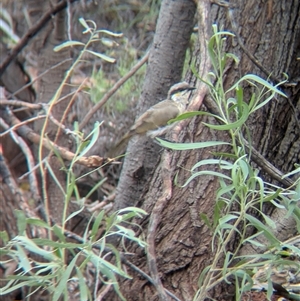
top-left (109, 81), bottom-right (195, 157)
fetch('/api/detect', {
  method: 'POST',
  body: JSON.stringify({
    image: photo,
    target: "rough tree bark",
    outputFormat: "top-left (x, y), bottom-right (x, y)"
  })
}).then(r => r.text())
top-left (113, 0), bottom-right (197, 211)
top-left (108, 0), bottom-right (300, 300)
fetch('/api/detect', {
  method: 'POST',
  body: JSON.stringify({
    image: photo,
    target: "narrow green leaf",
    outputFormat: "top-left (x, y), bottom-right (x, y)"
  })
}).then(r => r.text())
top-left (262, 189), bottom-right (282, 203)
top-left (76, 267), bottom-right (89, 301)
top-left (65, 204), bottom-right (85, 223)
top-left (117, 207), bottom-right (147, 216)
top-left (13, 236), bottom-right (55, 261)
top-left (90, 210), bottom-right (105, 240)
top-left (223, 251), bottom-right (233, 280)
top-left (199, 213), bottom-right (212, 230)
top-left (180, 170), bottom-right (231, 187)
top-left (236, 86), bottom-right (244, 115)
top-left (203, 102), bottom-right (249, 130)
top-left (156, 138), bottom-right (229, 150)
top-left (66, 172), bottom-right (76, 203)
top-left (86, 250), bottom-right (130, 278)
top-left (86, 50), bottom-right (116, 63)
top-left (191, 159), bottom-right (233, 172)
top-left (15, 210), bottom-right (26, 235)
top-left (85, 177), bottom-right (106, 200)
top-left (33, 238), bottom-right (82, 249)
top-left (54, 41), bottom-right (85, 52)
top-left (245, 214), bottom-right (279, 245)
top-left (26, 218), bottom-right (52, 230)
top-left (227, 74), bottom-right (287, 97)
top-left (219, 214), bottom-right (238, 226)
top-left (77, 122), bottom-right (101, 158)
top-left (52, 225), bottom-right (66, 243)
top-left (53, 253), bottom-right (81, 301)
top-left (96, 30), bottom-right (123, 37)
top-left (79, 18), bottom-right (90, 30)
top-left (0, 231), bottom-right (9, 244)
top-left (198, 265), bottom-right (212, 287)
top-left (167, 111), bottom-right (224, 124)
top-left (16, 244), bottom-right (31, 273)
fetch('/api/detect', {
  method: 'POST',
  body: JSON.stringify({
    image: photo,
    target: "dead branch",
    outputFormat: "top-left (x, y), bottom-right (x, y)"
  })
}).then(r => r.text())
top-left (0, 0), bottom-right (79, 77)
top-left (0, 118), bottom-right (40, 201)
top-left (1, 107), bottom-right (116, 168)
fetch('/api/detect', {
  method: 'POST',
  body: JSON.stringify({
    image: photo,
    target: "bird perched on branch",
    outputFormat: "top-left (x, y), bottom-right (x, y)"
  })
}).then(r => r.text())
top-left (109, 81), bottom-right (195, 157)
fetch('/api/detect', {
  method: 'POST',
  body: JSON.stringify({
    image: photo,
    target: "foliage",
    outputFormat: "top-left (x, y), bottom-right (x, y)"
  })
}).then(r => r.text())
top-left (86, 0), bottom-right (160, 114)
top-left (158, 25), bottom-right (300, 300)
top-left (0, 18), bottom-right (148, 301)
top-left (0, 206), bottom-right (147, 301)
top-left (0, 7), bottom-right (20, 46)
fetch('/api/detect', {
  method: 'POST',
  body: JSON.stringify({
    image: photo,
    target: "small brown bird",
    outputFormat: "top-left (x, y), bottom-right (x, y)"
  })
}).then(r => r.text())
top-left (109, 81), bottom-right (195, 157)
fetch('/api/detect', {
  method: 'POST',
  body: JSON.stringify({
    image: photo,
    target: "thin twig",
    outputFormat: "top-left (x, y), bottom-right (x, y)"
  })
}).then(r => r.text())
top-left (1, 118), bottom-right (41, 201)
top-left (0, 99), bottom-right (43, 110)
top-left (1, 108), bottom-right (116, 168)
top-left (0, 1), bottom-right (78, 77)
top-left (53, 78), bottom-right (88, 140)
top-left (11, 59), bottom-right (72, 98)
top-left (79, 51), bottom-right (150, 130)
top-left (0, 114), bottom-right (47, 137)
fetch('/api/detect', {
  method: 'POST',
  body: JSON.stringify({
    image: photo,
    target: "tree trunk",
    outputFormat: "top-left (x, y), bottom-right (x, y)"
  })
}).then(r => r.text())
top-left (113, 0), bottom-right (197, 211)
top-left (108, 0), bottom-right (300, 300)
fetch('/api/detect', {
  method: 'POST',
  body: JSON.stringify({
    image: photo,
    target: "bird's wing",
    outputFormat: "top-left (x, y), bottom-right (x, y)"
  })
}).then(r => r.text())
top-left (132, 100), bottom-right (180, 134)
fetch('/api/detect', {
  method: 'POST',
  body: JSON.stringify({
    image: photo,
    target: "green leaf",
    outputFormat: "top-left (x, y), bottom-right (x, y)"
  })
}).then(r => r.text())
top-left (198, 265), bottom-right (212, 287)
top-left (227, 74), bottom-right (287, 98)
top-left (79, 18), bottom-right (90, 30)
top-left (86, 250), bottom-right (130, 278)
top-left (245, 214), bottom-right (279, 245)
top-left (54, 41), bottom-right (85, 52)
top-left (13, 236), bottom-right (55, 261)
top-left (86, 50), bottom-right (116, 63)
top-left (199, 213), bottom-right (213, 230)
top-left (117, 207), bottom-right (147, 217)
top-left (26, 218), bottom-right (52, 230)
top-left (156, 138), bottom-right (229, 150)
top-left (219, 214), bottom-right (238, 226)
top-left (16, 244), bottom-right (31, 273)
top-left (223, 251), bottom-right (233, 280)
top-left (52, 225), bottom-right (66, 243)
top-left (90, 210), bottom-right (105, 241)
top-left (202, 102), bottom-right (249, 130)
top-left (15, 210), bottom-right (26, 235)
top-left (53, 252), bottom-right (81, 301)
top-left (65, 204), bottom-right (85, 223)
top-left (191, 159), bottom-right (234, 172)
top-left (77, 122), bottom-right (101, 158)
top-left (180, 170), bottom-right (231, 187)
top-left (85, 177), bottom-right (106, 200)
top-left (167, 111), bottom-right (224, 124)
top-left (236, 86), bottom-right (244, 115)
top-left (33, 238), bottom-right (83, 249)
top-left (76, 267), bottom-right (89, 301)
top-left (0, 231), bottom-right (9, 244)
top-left (96, 29), bottom-right (123, 38)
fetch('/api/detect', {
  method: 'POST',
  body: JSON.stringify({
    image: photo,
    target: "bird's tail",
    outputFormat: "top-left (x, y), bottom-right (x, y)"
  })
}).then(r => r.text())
top-left (108, 132), bottom-right (132, 158)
